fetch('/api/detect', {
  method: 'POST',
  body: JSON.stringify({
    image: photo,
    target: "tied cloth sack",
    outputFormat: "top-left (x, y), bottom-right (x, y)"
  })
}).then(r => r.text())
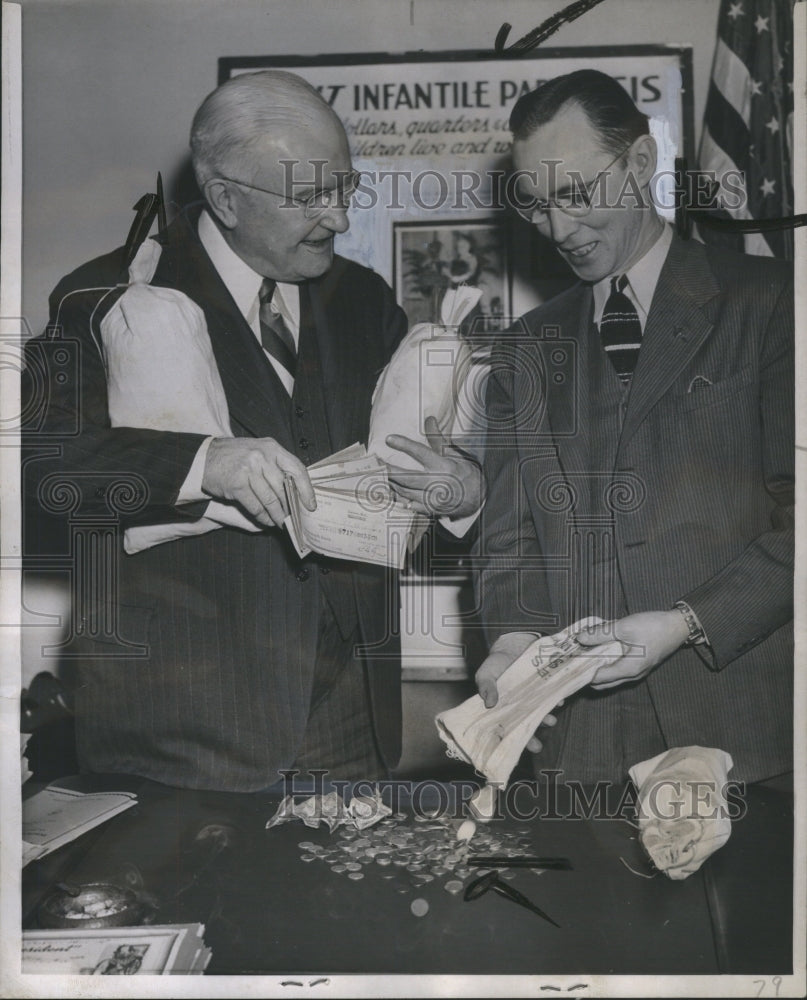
top-left (436, 618), bottom-right (624, 790)
top-left (368, 285), bottom-right (484, 470)
top-left (99, 239), bottom-right (259, 554)
top-left (628, 745), bottom-right (734, 880)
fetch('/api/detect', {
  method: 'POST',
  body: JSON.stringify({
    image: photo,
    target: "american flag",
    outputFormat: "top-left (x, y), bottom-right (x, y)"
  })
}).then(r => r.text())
top-left (698, 0), bottom-right (795, 258)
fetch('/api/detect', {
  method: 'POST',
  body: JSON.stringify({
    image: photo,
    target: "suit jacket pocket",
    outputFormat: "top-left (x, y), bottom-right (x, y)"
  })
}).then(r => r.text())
top-left (679, 365), bottom-right (754, 412)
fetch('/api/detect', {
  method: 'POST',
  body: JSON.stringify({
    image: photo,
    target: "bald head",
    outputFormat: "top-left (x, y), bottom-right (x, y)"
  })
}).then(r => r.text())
top-left (190, 70), bottom-right (342, 188)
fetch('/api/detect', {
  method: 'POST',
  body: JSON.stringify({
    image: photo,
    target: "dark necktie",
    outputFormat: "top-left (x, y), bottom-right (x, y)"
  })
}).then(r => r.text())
top-left (259, 278), bottom-right (297, 382)
top-left (599, 274), bottom-right (642, 384)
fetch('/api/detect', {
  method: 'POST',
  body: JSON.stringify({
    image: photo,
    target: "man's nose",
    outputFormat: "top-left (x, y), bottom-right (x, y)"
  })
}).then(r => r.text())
top-left (543, 207), bottom-right (578, 244)
top-left (318, 202), bottom-right (350, 234)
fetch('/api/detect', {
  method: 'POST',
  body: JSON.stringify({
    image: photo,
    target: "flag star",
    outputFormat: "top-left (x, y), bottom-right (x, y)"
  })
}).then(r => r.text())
top-left (750, 79), bottom-right (763, 95)
top-left (755, 14), bottom-right (769, 32)
top-left (760, 178), bottom-right (776, 197)
top-left (728, 1), bottom-right (744, 17)
top-left (765, 116), bottom-right (780, 134)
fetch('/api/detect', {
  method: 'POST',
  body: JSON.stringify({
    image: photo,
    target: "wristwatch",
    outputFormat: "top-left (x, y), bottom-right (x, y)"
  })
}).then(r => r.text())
top-left (673, 601), bottom-right (707, 646)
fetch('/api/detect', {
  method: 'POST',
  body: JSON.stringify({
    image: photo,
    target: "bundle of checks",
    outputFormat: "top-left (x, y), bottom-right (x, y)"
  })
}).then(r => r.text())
top-left (283, 444), bottom-right (427, 570)
top-left (436, 618), bottom-right (625, 817)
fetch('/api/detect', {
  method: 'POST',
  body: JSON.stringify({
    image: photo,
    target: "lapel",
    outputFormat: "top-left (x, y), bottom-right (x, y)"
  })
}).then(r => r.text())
top-left (152, 210), bottom-right (294, 445)
top-left (531, 285), bottom-right (594, 485)
top-left (617, 235), bottom-right (720, 453)
top-left (515, 285), bottom-right (593, 530)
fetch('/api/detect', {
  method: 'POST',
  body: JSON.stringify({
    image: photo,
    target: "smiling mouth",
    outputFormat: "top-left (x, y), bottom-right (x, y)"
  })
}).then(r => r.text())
top-left (560, 241), bottom-right (598, 260)
top-left (302, 236), bottom-right (333, 250)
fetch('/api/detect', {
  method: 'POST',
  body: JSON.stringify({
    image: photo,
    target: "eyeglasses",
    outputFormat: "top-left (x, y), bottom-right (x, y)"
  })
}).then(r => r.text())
top-left (513, 144), bottom-right (634, 222)
top-left (218, 169), bottom-right (362, 218)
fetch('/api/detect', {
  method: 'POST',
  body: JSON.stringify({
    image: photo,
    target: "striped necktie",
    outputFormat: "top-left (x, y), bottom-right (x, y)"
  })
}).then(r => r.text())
top-left (599, 274), bottom-right (642, 384)
top-left (259, 278), bottom-right (297, 382)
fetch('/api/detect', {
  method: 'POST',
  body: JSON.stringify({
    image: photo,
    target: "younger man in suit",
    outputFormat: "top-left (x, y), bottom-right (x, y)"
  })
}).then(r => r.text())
top-left (475, 70), bottom-right (794, 785)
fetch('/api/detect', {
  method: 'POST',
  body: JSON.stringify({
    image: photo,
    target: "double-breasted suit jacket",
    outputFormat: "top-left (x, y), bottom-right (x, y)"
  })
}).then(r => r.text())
top-left (477, 234), bottom-right (793, 783)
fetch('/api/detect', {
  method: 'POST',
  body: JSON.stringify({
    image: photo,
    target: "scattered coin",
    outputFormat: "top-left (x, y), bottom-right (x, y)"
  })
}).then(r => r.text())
top-left (346, 863), bottom-right (362, 872)
top-left (410, 898), bottom-right (430, 917)
top-left (348, 872), bottom-right (364, 881)
top-left (456, 819), bottom-right (476, 843)
top-left (444, 880), bottom-right (464, 894)
top-left (330, 864), bottom-right (347, 873)
top-left (299, 854), bottom-right (315, 863)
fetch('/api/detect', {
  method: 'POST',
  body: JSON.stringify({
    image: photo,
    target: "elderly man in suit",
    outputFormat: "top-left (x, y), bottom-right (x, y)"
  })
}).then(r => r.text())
top-left (23, 70), bottom-right (479, 791)
top-left (475, 70), bottom-right (793, 786)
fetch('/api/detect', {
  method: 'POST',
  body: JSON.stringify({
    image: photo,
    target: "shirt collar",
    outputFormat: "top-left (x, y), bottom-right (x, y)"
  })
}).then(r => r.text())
top-left (197, 209), bottom-right (299, 329)
top-left (592, 223), bottom-right (673, 330)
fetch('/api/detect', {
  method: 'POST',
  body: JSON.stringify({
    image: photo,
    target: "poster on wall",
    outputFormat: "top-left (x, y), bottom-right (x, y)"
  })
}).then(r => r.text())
top-left (393, 218), bottom-right (510, 328)
top-left (221, 46), bottom-right (693, 317)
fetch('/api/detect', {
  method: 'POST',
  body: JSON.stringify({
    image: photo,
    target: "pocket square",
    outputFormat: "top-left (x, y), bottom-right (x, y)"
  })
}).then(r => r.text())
top-left (687, 374), bottom-right (713, 393)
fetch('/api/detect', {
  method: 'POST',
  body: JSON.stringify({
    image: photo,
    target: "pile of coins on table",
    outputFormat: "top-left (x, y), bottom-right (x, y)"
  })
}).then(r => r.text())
top-left (296, 811), bottom-right (539, 909)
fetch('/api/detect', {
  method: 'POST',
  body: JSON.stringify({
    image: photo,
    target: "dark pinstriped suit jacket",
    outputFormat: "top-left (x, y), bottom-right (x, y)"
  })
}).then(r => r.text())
top-left (477, 234), bottom-right (794, 784)
top-left (23, 211), bottom-right (408, 791)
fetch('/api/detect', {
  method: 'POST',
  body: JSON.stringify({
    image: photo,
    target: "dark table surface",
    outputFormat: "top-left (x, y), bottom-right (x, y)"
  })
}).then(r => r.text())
top-left (21, 775), bottom-right (793, 977)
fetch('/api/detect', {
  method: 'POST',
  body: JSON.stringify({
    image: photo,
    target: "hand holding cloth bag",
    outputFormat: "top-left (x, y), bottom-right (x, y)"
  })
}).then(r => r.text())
top-left (368, 285), bottom-right (484, 469)
top-left (99, 239), bottom-right (259, 553)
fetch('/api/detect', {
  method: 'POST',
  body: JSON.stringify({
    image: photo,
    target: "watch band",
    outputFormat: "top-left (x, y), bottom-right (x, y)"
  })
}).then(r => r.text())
top-left (673, 601), bottom-right (707, 645)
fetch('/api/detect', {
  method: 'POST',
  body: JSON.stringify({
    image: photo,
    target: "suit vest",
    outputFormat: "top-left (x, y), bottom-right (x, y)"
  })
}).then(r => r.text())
top-left (287, 288), bottom-right (359, 639)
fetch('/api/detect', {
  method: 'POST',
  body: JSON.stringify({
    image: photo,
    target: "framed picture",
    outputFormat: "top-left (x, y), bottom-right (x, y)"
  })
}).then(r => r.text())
top-left (392, 218), bottom-right (510, 329)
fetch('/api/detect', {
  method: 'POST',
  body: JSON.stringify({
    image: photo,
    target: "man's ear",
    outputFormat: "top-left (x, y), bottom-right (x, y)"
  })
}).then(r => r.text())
top-left (630, 133), bottom-right (658, 192)
top-left (203, 178), bottom-right (239, 229)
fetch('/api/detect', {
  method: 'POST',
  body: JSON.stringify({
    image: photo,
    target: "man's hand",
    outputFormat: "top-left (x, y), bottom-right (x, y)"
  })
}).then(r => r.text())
top-left (474, 631), bottom-right (561, 753)
top-left (202, 437), bottom-right (316, 529)
top-left (385, 416), bottom-right (484, 518)
top-left (579, 610), bottom-right (690, 691)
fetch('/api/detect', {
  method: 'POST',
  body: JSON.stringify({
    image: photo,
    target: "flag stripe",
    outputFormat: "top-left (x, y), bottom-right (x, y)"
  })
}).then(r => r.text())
top-left (712, 36), bottom-right (753, 125)
top-left (703, 82), bottom-right (751, 168)
top-left (698, 130), bottom-right (775, 257)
